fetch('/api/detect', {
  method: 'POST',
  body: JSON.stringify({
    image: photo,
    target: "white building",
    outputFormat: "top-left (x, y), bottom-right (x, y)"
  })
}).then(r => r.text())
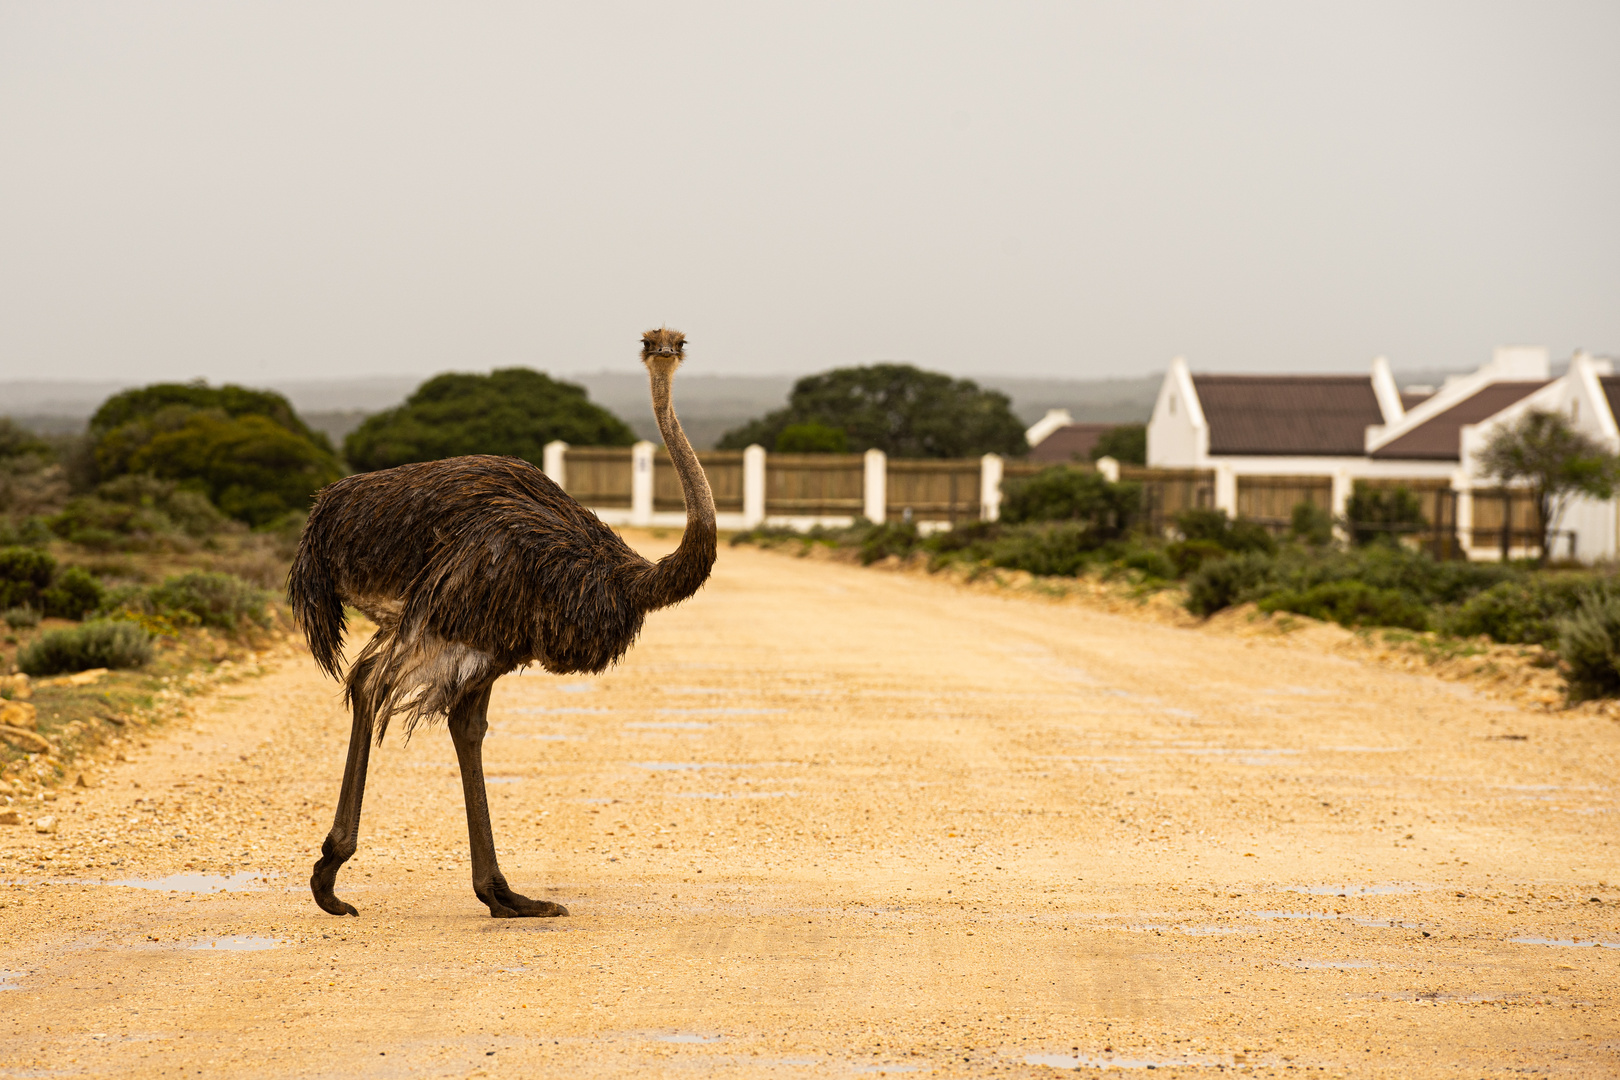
top-left (1147, 347), bottom-right (1620, 561)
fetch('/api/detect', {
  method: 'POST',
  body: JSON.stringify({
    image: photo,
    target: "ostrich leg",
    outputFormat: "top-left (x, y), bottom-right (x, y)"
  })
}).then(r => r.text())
top-left (310, 674), bottom-right (375, 917)
top-left (448, 685), bottom-right (569, 919)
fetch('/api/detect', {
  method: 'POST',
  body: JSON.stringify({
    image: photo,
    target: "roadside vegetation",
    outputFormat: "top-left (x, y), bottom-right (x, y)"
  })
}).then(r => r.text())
top-left (734, 411), bottom-right (1620, 705)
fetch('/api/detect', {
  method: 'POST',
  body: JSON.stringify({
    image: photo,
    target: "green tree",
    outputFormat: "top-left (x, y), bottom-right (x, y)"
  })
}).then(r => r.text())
top-left (1477, 410), bottom-right (1620, 565)
top-left (86, 381), bottom-right (342, 526)
top-left (774, 423), bottom-right (849, 453)
top-left (345, 368), bottom-right (634, 472)
top-left (999, 465), bottom-right (1141, 540)
top-left (1089, 424), bottom-right (1147, 465)
top-left (717, 364), bottom-right (1027, 458)
top-left (129, 413), bottom-right (343, 527)
top-left (1345, 483), bottom-right (1427, 548)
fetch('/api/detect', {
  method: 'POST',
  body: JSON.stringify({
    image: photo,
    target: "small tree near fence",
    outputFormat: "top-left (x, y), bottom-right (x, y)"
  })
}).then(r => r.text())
top-left (1345, 483), bottom-right (1427, 548)
top-left (1478, 409), bottom-right (1620, 565)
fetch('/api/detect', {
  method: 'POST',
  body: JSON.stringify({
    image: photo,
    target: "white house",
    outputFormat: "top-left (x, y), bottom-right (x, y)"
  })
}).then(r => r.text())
top-left (1147, 347), bottom-right (1620, 561)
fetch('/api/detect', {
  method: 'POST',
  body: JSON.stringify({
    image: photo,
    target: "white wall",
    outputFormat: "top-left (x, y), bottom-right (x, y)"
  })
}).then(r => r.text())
top-left (1146, 357), bottom-right (1206, 467)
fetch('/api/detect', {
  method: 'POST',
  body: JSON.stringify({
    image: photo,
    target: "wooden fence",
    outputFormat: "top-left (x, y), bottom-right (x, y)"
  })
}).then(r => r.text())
top-left (655, 449), bottom-right (745, 513)
top-left (885, 459), bottom-right (982, 524)
top-left (560, 447), bottom-right (633, 509)
top-left (765, 453), bottom-right (865, 517)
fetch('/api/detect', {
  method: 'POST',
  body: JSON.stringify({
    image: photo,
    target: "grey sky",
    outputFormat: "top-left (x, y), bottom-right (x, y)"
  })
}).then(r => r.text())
top-left (1, 2), bottom-right (1615, 385)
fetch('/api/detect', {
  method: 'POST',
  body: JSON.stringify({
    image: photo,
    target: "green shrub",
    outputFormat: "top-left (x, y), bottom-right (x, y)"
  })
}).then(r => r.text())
top-left (0, 546), bottom-right (56, 610)
top-left (3, 606), bottom-right (39, 629)
top-left (1444, 576), bottom-right (1596, 646)
top-left (1174, 508), bottom-right (1277, 555)
top-left (1557, 589), bottom-right (1620, 701)
top-left (17, 620), bottom-right (153, 675)
top-left (978, 523), bottom-right (1096, 577)
top-left (1258, 580), bottom-right (1430, 631)
top-left (859, 522), bottom-right (921, 565)
top-left (1001, 467), bottom-right (1140, 538)
top-left (1185, 552), bottom-right (1276, 617)
top-left (1289, 502), bottom-right (1336, 547)
top-left (0, 517), bottom-right (53, 548)
top-left (1116, 543), bottom-right (1176, 580)
top-left (1346, 483), bottom-right (1428, 547)
top-left (1089, 424), bottom-right (1146, 466)
top-left (1167, 538), bottom-right (1228, 578)
top-left (41, 566), bottom-right (105, 620)
top-left (143, 572), bottom-right (270, 630)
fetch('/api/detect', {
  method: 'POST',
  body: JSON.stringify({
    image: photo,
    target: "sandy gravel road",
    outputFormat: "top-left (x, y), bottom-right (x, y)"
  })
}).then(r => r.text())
top-left (2, 533), bottom-right (1617, 1079)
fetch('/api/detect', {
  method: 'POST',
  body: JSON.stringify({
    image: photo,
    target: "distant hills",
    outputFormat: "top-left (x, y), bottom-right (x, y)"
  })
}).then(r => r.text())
top-left (0, 366), bottom-right (1472, 450)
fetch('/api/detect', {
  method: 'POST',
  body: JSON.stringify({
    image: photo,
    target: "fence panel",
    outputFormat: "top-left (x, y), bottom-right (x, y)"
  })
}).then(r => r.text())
top-left (764, 453), bottom-right (865, 516)
top-left (1349, 478), bottom-right (1462, 558)
top-left (1236, 476), bottom-right (1333, 534)
top-left (1468, 488), bottom-right (1543, 555)
top-left (655, 449), bottom-right (745, 512)
top-left (1122, 466), bottom-right (1215, 533)
top-left (886, 459), bottom-right (981, 524)
top-left (562, 447), bottom-right (633, 508)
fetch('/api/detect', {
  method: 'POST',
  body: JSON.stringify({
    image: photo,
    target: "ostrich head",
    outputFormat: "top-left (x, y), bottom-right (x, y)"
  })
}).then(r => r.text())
top-left (641, 327), bottom-right (686, 378)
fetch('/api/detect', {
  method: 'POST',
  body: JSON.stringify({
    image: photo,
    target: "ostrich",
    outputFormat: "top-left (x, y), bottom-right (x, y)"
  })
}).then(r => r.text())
top-left (287, 328), bottom-right (715, 918)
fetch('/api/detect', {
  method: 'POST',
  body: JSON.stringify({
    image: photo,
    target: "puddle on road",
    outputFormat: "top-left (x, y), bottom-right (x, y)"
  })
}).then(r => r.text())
top-left (1253, 910), bottom-right (1420, 929)
top-left (626, 721), bottom-right (713, 730)
top-left (659, 1034), bottom-right (721, 1044)
top-left (1128, 924), bottom-right (1253, 936)
top-left (1286, 883), bottom-right (1430, 897)
top-left (1512, 936), bottom-right (1620, 949)
top-left (0, 971), bottom-right (24, 991)
top-left (111, 871), bottom-right (273, 894)
top-left (1026, 1052), bottom-right (1193, 1070)
top-left (557, 684), bottom-right (596, 694)
top-left (188, 936), bottom-right (281, 951)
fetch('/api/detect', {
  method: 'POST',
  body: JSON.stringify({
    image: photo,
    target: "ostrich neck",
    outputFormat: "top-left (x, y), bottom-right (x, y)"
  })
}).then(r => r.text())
top-left (637, 367), bottom-right (717, 610)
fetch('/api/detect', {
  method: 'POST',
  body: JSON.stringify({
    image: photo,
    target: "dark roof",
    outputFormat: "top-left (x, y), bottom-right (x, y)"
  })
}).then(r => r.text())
top-left (1399, 391), bottom-right (1433, 411)
top-left (1191, 375), bottom-right (1382, 456)
top-left (1370, 381), bottom-right (1547, 461)
top-left (1029, 423), bottom-right (1119, 463)
top-left (1600, 377), bottom-right (1620, 429)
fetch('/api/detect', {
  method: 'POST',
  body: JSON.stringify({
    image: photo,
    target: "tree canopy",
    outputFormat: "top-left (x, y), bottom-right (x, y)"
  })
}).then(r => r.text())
top-left (1089, 424), bottom-right (1147, 465)
top-left (344, 368), bottom-right (635, 473)
top-left (87, 382), bottom-right (342, 527)
top-left (1478, 409), bottom-right (1620, 564)
top-left (717, 364), bottom-right (1027, 459)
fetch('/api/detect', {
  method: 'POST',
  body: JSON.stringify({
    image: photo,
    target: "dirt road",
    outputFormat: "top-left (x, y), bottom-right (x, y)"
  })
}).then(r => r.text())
top-left (2, 534), bottom-right (1616, 1078)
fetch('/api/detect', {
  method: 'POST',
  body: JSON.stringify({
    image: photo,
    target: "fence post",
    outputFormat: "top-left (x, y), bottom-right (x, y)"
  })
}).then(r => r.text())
top-left (1095, 455), bottom-right (1120, 483)
top-left (1214, 463), bottom-right (1238, 517)
top-left (864, 449), bottom-right (887, 523)
top-left (1330, 468), bottom-right (1352, 543)
top-left (543, 440), bottom-right (568, 489)
top-left (980, 454), bottom-right (1003, 522)
top-left (743, 444), bottom-right (767, 527)
top-left (631, 441), bottom-right (654, 526)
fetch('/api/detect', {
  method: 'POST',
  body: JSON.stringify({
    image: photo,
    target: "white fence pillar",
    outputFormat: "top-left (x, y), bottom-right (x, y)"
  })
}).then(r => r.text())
top-left (1214, 463), bottom-right (1238, 517)
top-left (863, 448), bottom-right (887, 523)
top-left (743, 444), bottom-right (767, 527)
top-left (980, 453), bottom-right (1004, 522)
top-left (1095, 455), bottom-right (1120, 483)
top-left (543, 440), bottom-right (568, 488)
top-left (1330, 467), bottom-right (1352, 542)
top-left (631, 441), bottom-right (655, 526)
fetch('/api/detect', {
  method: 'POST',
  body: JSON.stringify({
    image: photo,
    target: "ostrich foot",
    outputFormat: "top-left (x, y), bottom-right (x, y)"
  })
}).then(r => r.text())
top-left (480, 881), bottom-right (569, 919)
top-left (311, 856), bottom-right (359, 917)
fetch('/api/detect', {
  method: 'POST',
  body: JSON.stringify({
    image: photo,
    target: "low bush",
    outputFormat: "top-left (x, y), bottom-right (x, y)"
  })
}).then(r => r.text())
top-left (1289, 502), bottom-right (1336, 547)
top-left (858, 522), bottom-right (920, 565)
top-left (49, 475), bottom-right (230, 552)
top-left (1166, 538), bottom-right (1228, 578)
top-left (17, 619), bottom-right (154, 675)
top-left (1258, 580), bottom-right (1430, 631)
top-left (0, 546), bottom-right (56, 610)
top-left (1185, 551), bottom-right (1276, 616)
top-left (1174, 508), bottom-right (1277, 556)
top-left (1443, 576), bottom-right (1595, 647)
top-left (41, 566), bottom-right (105, 620)
top-left (1000, 467), bottom-right (1140, 539)
top-left (0, 517), bottom-right (53, 548)
top-left (1557, 589), bottom-right (1620, 701)
top-left (3, 606), bottom-right (39, 629)
top-left (141, 572), bottom-right (271, 630)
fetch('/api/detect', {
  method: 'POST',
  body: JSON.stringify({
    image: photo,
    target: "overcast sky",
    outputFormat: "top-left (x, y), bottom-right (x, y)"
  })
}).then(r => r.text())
top-left (1, 2), bottom-right (1616, 385)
